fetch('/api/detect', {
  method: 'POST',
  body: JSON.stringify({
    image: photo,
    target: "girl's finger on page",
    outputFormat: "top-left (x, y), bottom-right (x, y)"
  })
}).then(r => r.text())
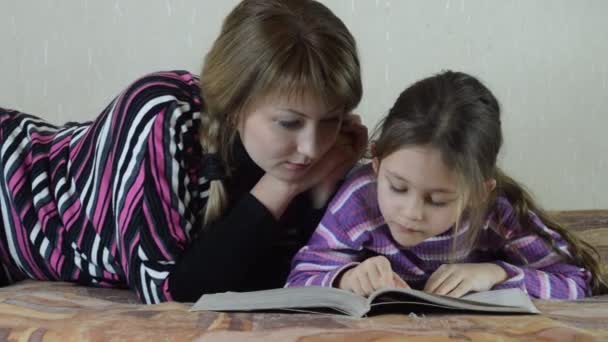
top-left (349, 280), bottom-right (364, 296)
top-left (367, 262), bottom-right (386, 290)
top-left (424, 265), bottom-right (451, 293)
top-left (392, 273), bottom-right (410, 289)
top-left (433, 273), bottom-right (463, 296)
top-left (372, 257), bottom-right (394, 288)
top-left (356, 271), bottom-right (375, 296)
top-left (445, 283), bottom-right (470, 298)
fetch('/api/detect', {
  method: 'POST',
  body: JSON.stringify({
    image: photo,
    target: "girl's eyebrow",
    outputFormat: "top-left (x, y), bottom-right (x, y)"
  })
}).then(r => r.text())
top-left (386, 170), bottom-right (457, 194)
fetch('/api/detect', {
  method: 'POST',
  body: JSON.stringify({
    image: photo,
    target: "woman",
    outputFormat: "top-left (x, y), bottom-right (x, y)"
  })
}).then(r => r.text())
top-left (0, 0), bottom-right (366, 303)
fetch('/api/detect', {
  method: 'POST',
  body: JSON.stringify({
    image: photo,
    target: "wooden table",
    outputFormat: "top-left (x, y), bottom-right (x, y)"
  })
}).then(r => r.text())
top-left (2, 210), bottom-right (607, 341)
top-left (2, 281), bottom-right (607, 341)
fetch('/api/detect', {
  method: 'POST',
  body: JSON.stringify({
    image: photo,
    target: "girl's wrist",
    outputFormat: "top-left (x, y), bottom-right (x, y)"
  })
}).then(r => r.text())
top-left (487, 263), bottom-right (508, 285)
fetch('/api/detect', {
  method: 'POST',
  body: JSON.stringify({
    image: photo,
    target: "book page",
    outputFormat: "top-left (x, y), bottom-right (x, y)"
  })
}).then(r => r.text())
top-left (462, 288), bottom-right (538, 310)
top-left (368, 287), bottom-right (539, 314)
top-left (190, 286), bottom-right (371, 317)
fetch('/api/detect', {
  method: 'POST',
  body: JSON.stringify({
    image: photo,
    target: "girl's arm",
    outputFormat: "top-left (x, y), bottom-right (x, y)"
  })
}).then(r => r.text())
top-left (489, 202), bottom-right (592, 299)
top-left (286, 169), bottom-right (376, 288)
top-left (285, 209), bottom-right (362, 287)
top-left (492, 259), bottom-right (590, 299)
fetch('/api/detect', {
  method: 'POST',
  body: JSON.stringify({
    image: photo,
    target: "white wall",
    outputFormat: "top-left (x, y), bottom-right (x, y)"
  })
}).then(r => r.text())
top-left (1, 0), bottom-right (606, 210)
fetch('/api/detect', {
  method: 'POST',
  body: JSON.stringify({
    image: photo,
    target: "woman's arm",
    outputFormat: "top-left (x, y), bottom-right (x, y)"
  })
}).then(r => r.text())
top-left (167, 193), bottom-right (285, 301)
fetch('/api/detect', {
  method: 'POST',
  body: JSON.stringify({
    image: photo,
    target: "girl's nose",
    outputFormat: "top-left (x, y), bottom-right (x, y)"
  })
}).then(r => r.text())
top-left (403, 196), bottom-right (424, 221)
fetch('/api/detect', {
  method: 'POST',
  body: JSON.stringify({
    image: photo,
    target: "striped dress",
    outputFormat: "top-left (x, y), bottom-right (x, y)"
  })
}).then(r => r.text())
top-left (0, 71), bottom-right (206, 303)
top-left (286, 164), bottom-right (592, 299)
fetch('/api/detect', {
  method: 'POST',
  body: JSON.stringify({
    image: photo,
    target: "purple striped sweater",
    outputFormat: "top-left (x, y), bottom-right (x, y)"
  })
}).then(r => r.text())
top-left (286, 164), bottom-right (592, 299)
top-left (0, 71), bottom-right (206, 303)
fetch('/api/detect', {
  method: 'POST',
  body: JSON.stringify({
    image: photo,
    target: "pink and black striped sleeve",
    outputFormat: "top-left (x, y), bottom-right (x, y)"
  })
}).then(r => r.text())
top-left (110, 71), bottom-right (204, 304)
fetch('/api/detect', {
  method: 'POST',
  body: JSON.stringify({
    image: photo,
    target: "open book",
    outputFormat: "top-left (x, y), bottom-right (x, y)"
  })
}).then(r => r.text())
top-left (191, 286), bottom-right (540, 317)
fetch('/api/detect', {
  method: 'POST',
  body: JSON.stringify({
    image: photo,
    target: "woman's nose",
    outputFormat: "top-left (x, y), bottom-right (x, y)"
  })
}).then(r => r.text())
top-left (297, 127), bottom-right (323, 159)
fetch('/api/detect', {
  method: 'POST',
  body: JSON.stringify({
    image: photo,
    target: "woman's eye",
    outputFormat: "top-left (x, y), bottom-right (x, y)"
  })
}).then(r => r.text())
top-left (278, 120), bottom-right (302, 130)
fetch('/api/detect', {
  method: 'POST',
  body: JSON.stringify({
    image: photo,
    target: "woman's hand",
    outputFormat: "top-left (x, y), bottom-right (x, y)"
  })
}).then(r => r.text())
top-left (424, 263), bottom-right (508, 298)
top-left (251, 114), bottom-right (367, 218)
top-left (337, 256), bottom-right (409, 297)
top-left (309, 114), bottom-right (368, 208)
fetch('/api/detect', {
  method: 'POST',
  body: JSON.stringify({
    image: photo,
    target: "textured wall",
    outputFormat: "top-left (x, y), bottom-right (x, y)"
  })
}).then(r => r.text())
top-left (1, 0), bottom-right (606, 210)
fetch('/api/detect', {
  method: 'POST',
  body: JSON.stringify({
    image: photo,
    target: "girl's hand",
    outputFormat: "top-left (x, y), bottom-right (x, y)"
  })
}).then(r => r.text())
top-left (337, 256), bottom-right (409, 297)
top-left (424, 263), bottom-right (508, 298)
top-left (309, 113), bottom-right (368, 208)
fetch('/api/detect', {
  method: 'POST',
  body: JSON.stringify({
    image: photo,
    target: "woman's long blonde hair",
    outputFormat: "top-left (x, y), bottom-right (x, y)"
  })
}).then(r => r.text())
top-left (199, 0), bottom-right (362, 225)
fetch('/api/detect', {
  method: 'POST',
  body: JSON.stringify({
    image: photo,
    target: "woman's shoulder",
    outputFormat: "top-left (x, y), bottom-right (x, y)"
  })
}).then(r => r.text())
top-left (136, 70), bottom-right (198, 84)
top-left (130, 70), bottom-right (199, 88)
top-left (118, 70), bottom-right (202, 111)
top-left (109, 70), bottom-right (204, 142)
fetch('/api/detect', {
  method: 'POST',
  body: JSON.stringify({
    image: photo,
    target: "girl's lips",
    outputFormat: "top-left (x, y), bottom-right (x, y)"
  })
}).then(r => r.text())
top-left (395, 223), bottom-right (421, 234)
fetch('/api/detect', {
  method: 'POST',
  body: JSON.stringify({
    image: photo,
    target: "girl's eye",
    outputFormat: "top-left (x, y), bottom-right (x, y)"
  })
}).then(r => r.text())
top-left (278, 120), bottom-right (303, 130)
top-left (389, 183), bottom-right (407, 193)
top-left (428, 200), bottom-right (447, 207)
top-left (427, 197), bottom-right (451, 207)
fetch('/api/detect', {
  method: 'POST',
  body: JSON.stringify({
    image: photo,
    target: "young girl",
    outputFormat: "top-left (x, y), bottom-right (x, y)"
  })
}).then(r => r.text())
top-left (0, 0), bottom-right (367, 303)
top-left (287, 70), bottom-right (607, 299)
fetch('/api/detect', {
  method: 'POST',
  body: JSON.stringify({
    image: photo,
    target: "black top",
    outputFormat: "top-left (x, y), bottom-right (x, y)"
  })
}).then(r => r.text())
top-left (168, 137), bottom-right (326, 302)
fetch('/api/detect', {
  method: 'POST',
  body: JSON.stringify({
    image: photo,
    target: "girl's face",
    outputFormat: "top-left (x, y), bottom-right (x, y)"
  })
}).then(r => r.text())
top-left (238, 92), bottom-right (343, 182)
top-left (373, 145), bottom-right (462, 247)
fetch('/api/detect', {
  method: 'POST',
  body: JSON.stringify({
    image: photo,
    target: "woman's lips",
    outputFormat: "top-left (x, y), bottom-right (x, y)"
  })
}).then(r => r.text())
top-left (284, 161), bottom-right (311, 171)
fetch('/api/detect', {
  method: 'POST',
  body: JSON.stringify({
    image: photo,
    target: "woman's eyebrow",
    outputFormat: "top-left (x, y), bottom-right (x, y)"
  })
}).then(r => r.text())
top-left (278, 105), bottom-right (342, 119)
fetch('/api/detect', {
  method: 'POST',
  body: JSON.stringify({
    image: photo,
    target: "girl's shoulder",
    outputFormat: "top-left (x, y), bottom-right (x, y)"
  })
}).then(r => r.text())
top-left (327, 163), bottom-right (378, 215)
top-left (338, 162), bottom-right (376, 196)
top-left (485, 194), bottom-right (544, 238)
top-left (492, 194), bottom-right (537, 224)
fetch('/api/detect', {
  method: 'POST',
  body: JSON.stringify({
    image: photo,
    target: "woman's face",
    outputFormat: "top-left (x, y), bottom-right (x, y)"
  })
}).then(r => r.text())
top-left (238, 92), bottom-right (343, 182)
